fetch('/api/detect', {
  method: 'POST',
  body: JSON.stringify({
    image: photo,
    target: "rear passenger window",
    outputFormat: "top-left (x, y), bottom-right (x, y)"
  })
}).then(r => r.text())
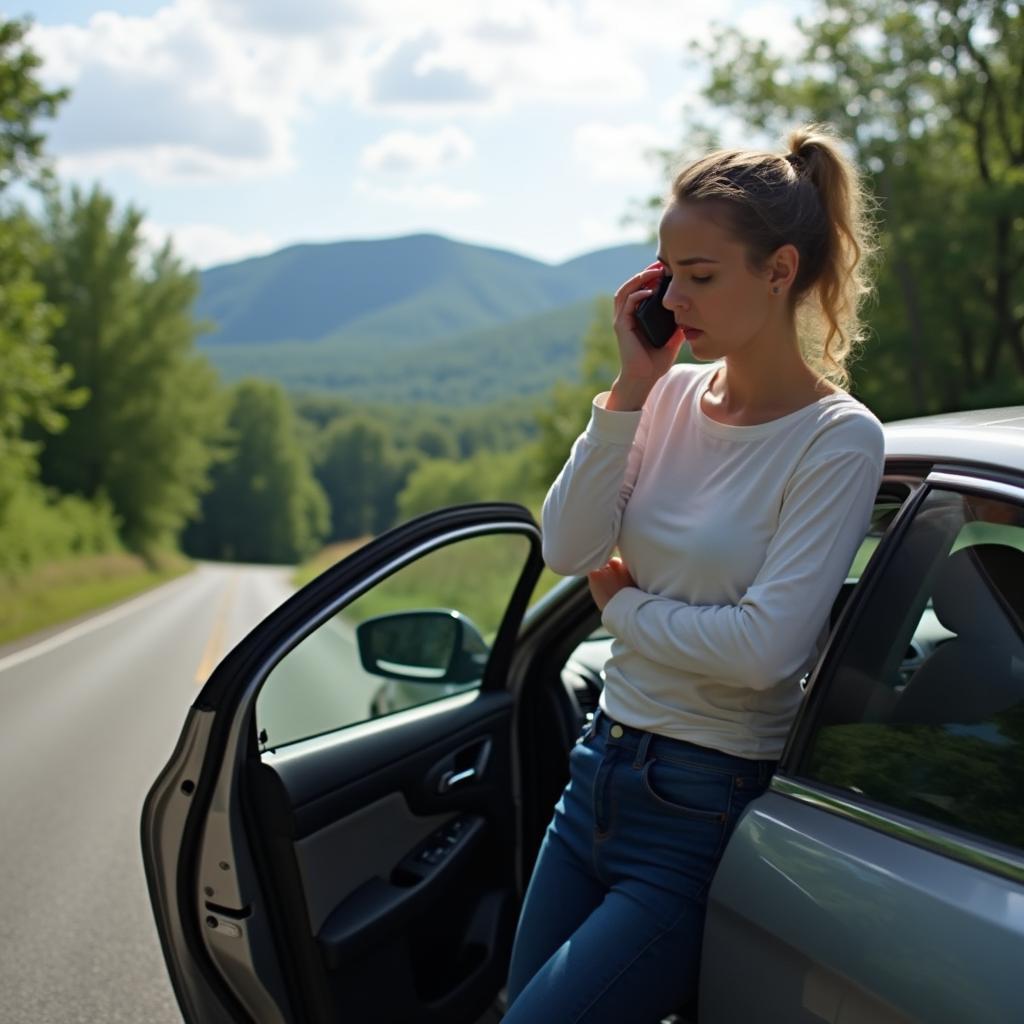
top-left (798, 488), bottom-right (1024, 851)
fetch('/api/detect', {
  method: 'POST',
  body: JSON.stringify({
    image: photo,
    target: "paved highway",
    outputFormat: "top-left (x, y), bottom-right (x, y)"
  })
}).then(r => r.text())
top-left (0, 562), bottom-right (297, 1023)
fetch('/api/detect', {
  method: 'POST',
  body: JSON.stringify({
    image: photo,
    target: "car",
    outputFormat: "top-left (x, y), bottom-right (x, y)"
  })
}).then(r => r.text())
top-left (142, 406), bottom-right (1024, 1024)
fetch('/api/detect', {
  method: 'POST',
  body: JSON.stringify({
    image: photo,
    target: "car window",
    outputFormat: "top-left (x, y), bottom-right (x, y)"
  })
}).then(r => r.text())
top-left (847, 493), bottom-right (907, 581)
top-left (798, 487), bottom-right (1024, 852)
top-left (255, 532), bottom-right (533, 751)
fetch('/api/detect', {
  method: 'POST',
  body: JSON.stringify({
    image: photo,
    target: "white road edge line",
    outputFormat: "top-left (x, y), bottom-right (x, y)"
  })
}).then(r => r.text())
top-left (0, 569), bottom-right (199, 675)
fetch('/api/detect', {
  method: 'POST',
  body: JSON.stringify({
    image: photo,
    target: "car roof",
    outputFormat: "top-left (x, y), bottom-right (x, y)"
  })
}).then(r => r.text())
top-left (884, 406), bottom-right (1024, 474)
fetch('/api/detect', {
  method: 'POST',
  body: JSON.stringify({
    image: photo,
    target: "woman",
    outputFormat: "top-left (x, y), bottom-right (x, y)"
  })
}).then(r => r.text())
top-left (503, 125), bottom-right (885, 1022)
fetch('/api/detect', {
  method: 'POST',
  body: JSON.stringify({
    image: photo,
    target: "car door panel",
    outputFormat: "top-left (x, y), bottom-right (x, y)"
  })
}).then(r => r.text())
top-left (256, 690), bottom-right (513, 835)
top-left (246, 684), bottom-right (522, 1017)
top-left (700, 471), bottom-right (1024, 1023)
top-left (249, 689), bottom-right (518, 1016)
top-left (292, 791), bottom-right (456, 939)
top-left (143, 504), bottom-right (542, 1024)
top-left (703, 793), bottom-right (1024, 1024)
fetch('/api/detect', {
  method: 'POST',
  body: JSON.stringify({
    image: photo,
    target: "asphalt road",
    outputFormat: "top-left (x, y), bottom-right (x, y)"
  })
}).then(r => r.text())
top-left (0, 562), bottom-right (297, 1024)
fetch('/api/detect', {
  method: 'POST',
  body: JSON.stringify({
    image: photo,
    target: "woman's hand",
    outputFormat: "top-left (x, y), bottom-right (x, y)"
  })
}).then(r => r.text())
top-left (609, 263), bottom-right (686, 410)
top-left (587, 556), bottom-right (637, 612)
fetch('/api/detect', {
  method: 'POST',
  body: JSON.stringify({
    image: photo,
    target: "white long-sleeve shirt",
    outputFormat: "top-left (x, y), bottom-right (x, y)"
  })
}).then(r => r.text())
top-left (542, 360), bottom-right (884, 759)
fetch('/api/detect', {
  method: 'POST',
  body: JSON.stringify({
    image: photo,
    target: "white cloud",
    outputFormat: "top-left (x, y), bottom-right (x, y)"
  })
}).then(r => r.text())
top-left (364, 6), bottom-right (651, 111)
top-left (207, 0), bottom-right (365, 35)
top-left (31, 2), bottom-right (299, 182)
top-left (728, 1), bottom-right (810, 53)
top-left (353, 178), bottom-right (482, 209)
top-left (577, 215), bottom-right (651, 253)
top-left (29, 0), bottom-right (808, 184)
top-left (366, 33), bottom-right (492, 107)
top-left (470, 16), bottom-right (541, 45)
top-left (573, 122), bottom-right (671, 185)
top-left (52, 62), bottom-right (275, 160)
top-left (57, 147), bottom-right (284, 184)
top-left (360, 126), bottom-right (475, 176)
top-left (141, 219), bottom-right (277, 269)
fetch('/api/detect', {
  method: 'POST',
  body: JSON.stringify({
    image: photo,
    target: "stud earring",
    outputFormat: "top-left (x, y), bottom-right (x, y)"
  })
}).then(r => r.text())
top-left (771, 286), bottom-right (781, 295)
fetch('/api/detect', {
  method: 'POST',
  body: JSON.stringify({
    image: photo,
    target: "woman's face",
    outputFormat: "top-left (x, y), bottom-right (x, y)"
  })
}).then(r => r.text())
top-left (657, 201), bottom-right (782, 361)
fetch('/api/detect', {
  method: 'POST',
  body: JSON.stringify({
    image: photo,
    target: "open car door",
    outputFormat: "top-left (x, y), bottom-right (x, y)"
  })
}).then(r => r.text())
top-left (142, 503), bottom-right (545, 1024)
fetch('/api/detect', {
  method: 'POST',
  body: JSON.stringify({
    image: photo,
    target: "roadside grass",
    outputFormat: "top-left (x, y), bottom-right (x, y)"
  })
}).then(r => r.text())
top-left (0, 551), bottom-right (193, 647)
top-left (292, 537), bottom-right (373, 589)
top-left (293, 525), bottom-right (565, 639)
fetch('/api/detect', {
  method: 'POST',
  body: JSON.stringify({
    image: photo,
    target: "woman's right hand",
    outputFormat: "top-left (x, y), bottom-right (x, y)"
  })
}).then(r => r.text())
top-left (609, 263), bottom-right (686, 410)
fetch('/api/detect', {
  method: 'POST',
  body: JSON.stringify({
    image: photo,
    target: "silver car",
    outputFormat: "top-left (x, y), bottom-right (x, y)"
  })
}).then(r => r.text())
top-left (143, 407), bottom-right (1024, 1023)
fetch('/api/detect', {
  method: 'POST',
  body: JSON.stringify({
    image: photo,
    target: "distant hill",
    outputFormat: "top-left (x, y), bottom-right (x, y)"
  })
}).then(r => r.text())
top-left (196, 233), bottom-right (654, 404)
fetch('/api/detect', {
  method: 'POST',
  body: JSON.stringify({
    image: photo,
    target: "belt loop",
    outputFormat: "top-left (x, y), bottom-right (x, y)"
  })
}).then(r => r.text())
top-left (632, 731), bottom-right (652, 769)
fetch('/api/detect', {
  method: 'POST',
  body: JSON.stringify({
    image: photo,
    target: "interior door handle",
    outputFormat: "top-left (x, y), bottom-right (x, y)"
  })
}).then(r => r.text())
top-left (438, 767), bottom-right (476, 792)
top-left (430, 737), bottom-right (492, 795)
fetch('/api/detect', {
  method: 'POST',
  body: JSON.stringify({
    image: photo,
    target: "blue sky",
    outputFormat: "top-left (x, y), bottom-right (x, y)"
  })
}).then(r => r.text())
top-left (16, 1), bottom-right (805, 269)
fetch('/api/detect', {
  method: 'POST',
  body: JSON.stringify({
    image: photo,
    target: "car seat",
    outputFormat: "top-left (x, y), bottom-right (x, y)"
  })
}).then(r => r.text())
top-left (891, 543), bottom-right (1024, 724)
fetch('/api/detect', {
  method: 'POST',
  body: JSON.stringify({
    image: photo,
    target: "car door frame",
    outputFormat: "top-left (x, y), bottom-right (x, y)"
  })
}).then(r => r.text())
top-left (698, 457), bottom-right (1024, 1022)
top-left (142, 502), bottom-right (545, 1024)
top-left (781, 458), bottom-right (1024, 871)
top-left (785, 457), bottom-right (1024, 767)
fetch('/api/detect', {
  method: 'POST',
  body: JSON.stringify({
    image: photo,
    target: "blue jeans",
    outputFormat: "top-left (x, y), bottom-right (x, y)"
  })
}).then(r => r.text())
top-left (504, 709), bottom-right (775, 1023)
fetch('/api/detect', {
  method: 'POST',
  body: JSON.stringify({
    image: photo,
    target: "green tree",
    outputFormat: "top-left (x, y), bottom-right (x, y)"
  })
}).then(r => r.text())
top-left (184, 379), bottom-right (329, 563)
top-left (35, 186), bottom-right (227, 551)
top-left (0, 216), bottom-right (76, 496)
top-left (683, 0), bottom-right (1023, 418)
top-left (397, 448), bottom-right (541, 521)
top-left (0, 19), bottom-right (74, 472)
top-left (533, 296), bottom-right (638, 487)
top-left (0, 17), bottom-right (114, 575)
top-left (315, 415), bottom-right (411, 540)
top-left (0, 17), bottom-right (68, 194)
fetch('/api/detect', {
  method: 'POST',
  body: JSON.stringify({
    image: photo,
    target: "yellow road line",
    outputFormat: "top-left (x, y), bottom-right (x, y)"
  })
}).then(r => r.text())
top-left (195, 573), bottom-right (240, 685)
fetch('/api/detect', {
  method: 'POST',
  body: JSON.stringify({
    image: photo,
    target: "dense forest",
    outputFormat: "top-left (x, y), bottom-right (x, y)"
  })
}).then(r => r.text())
top-left (1, 1), bottom-right (1021, 619)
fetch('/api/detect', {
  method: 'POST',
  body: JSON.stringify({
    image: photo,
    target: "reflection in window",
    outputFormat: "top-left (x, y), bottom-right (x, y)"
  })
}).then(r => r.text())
top-left (256, 533), bottom-right (532, 750)
top-left (801, 490), bottom-right (1024, 851)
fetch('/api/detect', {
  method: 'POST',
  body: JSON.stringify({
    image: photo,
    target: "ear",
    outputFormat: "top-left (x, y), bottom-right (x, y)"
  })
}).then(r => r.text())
top-left (766, 244), bottom-right (799, 295)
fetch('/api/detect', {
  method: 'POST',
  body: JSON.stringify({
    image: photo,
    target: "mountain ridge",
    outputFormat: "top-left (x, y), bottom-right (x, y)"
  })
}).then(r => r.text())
top-left (195, 232), bottom-right (654, 403)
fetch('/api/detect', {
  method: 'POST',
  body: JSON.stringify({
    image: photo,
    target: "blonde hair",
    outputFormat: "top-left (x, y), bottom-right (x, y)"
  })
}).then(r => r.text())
top-left (669, 124), bottom-right (878, 388)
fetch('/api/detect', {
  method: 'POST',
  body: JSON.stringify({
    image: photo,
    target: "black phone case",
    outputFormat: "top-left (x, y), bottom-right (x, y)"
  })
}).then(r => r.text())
top-left (634, 275), bottom-right (677, 348)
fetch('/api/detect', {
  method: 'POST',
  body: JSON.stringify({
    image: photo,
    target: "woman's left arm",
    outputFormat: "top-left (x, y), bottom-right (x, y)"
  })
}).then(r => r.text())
top-left (599, 443), bottom-right (884, 690)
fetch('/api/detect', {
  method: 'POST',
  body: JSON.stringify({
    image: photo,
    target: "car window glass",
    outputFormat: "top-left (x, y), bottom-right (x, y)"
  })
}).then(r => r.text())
top-left (255, 532), bottom-right (532, 751)
top-left (847, 494), bottom-right (907, 581)
top-left (799, 488), bottom-right (1024, 851)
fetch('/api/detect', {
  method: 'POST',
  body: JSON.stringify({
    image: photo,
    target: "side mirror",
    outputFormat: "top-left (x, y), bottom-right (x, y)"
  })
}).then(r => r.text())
top-left (355, 610), bottom-right (490, 684)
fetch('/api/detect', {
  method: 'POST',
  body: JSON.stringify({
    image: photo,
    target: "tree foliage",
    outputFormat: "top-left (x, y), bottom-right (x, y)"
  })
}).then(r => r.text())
top-left (34, 186), bottom-right (227, 551)
top-left (687, 0), bottom-right (1023, 418)
top-left (0, 18), bottom-right (119, 576)
top-left (532, 296), bottom-right (644, 488)
top-left (314, 416), bottom-right (413, 540)
top-left (0, 17), bottom-right (68, 194)
top-left (0, 215), bottom-right (77, 492)
top-left (183, 379), bottom-right (329, 563)
top-left (397, 448), bottom-right (541, 522)
top-left (0, 16), bottom-right (73, 487)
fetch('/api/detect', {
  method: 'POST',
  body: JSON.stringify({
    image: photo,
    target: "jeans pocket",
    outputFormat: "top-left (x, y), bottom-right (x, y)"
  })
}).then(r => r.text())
top-left (640, 758), bottom-right (731, 822)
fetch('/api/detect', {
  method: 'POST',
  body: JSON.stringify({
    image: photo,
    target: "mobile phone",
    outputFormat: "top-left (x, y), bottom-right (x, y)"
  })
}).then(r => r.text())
top-left (634, 272), bottom-right (677, 348)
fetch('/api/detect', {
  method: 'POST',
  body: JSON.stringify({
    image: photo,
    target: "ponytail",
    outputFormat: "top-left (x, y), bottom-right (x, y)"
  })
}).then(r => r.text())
top-left (670, 124), bottom-right (879, 388)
